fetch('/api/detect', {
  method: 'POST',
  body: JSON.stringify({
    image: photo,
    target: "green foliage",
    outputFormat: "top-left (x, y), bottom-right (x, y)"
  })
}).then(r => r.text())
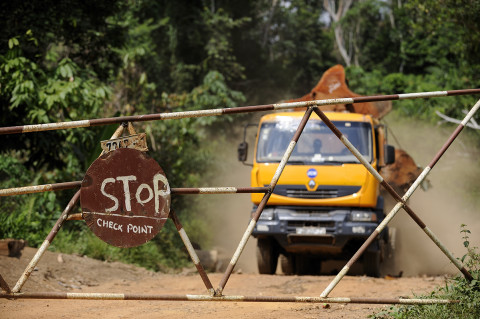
top-left (371, 225), bottom-right (480, 319)
top-left (400, 0), bottom-right (480, 74)
top-left (0, 154), bottom-right (68, 246)
top-left (239, 0), bottom-right (335, 100)
top-left (201, 8), bottom-right (250, 82)
top-left (0, 27), bottom-right (110, 249)
top-left (0, 30), bottom-right (109, 172)
top-left (346, 65), bottom-right (480, 124)
top-left (0, 1), bottom-right (246, 271)
top-left (173, 70), bottom-right (246, 126)
top-left (106, 8), bottom-right (169, 115)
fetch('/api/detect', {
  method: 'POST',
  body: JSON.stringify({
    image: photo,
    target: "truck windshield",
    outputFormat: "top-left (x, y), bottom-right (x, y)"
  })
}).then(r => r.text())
top-left (256, 119), bottom-right (373, 164)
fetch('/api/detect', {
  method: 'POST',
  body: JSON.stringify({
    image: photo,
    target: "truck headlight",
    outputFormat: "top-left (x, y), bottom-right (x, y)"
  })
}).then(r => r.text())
top-left (352, 226), bottom-right (366, 233)
top-left (351, 212), bottom-right (377, 222)
top-left (258, 210), bottom-right (274, 220)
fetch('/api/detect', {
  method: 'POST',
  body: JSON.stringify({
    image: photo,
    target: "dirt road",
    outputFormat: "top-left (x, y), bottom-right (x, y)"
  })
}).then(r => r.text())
top-left (1, 247), bottom-right (446, 319)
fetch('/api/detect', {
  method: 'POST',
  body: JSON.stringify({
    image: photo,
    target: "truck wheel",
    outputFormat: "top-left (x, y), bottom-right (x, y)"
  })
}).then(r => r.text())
top-left (364, 251), bottom-right (381, 277)
top-left (280, 254), bottom-right (295, 275)
top-left (256, 238), bottom-right (279, 274)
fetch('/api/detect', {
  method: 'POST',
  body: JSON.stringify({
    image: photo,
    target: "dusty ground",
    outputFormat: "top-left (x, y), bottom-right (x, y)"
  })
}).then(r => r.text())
top-left (1, 247), bottom-right (446, 319)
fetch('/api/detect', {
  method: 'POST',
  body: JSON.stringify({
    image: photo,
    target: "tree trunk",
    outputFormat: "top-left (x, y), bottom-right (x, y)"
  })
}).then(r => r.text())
top-left (323, 0), bottom-right (353, 66)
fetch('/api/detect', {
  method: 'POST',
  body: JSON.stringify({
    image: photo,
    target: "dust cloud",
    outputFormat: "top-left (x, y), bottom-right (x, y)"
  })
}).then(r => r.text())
top-left (202, 111), bottom-right (480, 277)
top-left (201, 124), bottom-right (259, 274)
top-left (382, 111), bottom-right (480, 276)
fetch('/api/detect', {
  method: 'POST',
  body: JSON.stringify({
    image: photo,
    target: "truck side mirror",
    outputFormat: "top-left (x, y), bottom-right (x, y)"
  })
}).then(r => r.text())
top-left (238, 142), bottom-right (248, 162)
top-left (384, 145), bottom-right (395, 165)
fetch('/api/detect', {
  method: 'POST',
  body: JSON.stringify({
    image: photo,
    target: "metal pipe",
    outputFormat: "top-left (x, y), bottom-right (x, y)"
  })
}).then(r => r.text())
top-left (314, 100), bottom-right (479, 296)
top-left (169, 211), bottom-right (215, 296)
top-left (0, 292), bottom-right (459, 304)
top-left (172, 187), bottom-right (270, 194)
top-left (0, 181), bottom-right (82, 196)
top-left (216, 108), bottom-right (314, 295)
top-left (1, 89), bottom-right (479, 135)
top-left (0, 184), bottom-right (270, 197)
top-left (12, 190), bottom-right (80, 293)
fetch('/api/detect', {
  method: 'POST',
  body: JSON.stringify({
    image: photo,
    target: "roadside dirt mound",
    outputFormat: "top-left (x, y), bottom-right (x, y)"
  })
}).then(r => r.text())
top-left (0, 247), bottom-right (156, 292)
top-left (1, 246), bottom-right (446, 318)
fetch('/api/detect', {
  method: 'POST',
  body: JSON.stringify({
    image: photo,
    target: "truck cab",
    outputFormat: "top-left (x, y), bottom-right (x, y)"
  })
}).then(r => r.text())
top-left (241, 111), bottom-right (395, 276)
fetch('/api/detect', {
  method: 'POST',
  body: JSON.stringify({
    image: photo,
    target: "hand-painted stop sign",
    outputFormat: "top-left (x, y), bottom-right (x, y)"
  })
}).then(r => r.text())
top-left (81, 148), bottom-right (170, 248)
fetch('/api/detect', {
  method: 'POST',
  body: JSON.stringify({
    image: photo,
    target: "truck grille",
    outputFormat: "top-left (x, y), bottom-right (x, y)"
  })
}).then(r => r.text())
top-left (273, 185), bottom-right (361, 199)
top-left (286, 188), bottom-right (337, 198)
top-left (287, 221), bottom-right (335, 228)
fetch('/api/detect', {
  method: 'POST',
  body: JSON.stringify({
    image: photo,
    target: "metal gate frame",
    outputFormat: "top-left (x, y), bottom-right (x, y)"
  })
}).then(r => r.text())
top-left (1, 88), bottom-right (479, 305)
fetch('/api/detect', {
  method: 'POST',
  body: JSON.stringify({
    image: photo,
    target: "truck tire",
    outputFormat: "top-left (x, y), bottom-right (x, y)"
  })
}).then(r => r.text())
top-left (364, 250), bottom-right (381, 277)
top-left (256, 238), bottom-right (279, 274)
top-left (280, 254), bottom-right (295, 275)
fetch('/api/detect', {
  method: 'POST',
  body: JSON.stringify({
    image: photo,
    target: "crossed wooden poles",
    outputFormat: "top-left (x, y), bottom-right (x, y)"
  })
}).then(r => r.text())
top-left (1, 88), bottom-right (478, 304)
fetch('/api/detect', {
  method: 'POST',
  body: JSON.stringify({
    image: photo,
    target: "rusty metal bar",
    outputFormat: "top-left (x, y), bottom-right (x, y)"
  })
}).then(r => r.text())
top-left (172, 187), bottom-right (270, 194)
top-left (216, 107), bottom-right (314, 295)
top-left (169, 210), bottom-right (215, 296)
top-left (0, 292), bottom-right (459, 304)
top-left (12, 190), bottom-right (80, 293)
top-left (1, 89), bottom-right (480, 135)
top-left (314, 99), bottom-right (480, 297)
top-left (0, 181), bottom-right (82, 196)
top-left (0, 184), bottom-right (269, 197)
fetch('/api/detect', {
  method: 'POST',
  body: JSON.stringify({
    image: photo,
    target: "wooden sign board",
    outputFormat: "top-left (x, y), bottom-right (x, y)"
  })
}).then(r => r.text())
top-left (81, 148), bottom-right (170, 248)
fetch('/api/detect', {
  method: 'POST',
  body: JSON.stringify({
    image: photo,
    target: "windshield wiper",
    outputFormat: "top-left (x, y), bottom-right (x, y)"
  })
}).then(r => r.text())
top-left (286, 160), bottom-right (305, 164)
top-left (323, 160), bottom-right (360, 164)
top-left (318, 161), bottom-right (344, 165)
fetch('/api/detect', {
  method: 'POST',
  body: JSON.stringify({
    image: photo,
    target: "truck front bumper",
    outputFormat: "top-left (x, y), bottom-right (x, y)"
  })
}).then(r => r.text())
top-left (252, 207), bottom-right (382, 257)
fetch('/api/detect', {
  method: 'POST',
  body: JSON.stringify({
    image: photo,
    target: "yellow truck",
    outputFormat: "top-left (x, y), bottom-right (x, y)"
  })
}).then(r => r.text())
top-left (239, 110), bottom-right (395, 276)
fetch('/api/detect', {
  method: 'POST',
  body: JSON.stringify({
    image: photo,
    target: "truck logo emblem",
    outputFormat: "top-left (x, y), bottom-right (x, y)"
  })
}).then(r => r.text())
top-left (308, 179), bottom-right (316, 189)
top-left (307, 168), bottom-right (317, 178)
